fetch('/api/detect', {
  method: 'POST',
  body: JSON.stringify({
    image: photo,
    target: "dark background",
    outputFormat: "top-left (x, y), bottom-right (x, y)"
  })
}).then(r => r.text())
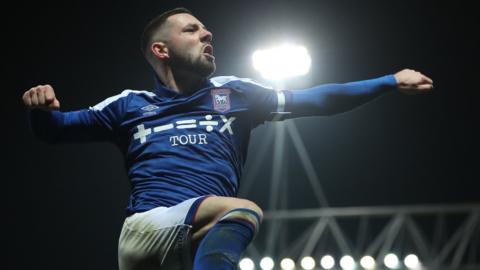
top-left (5, 0), bottom-right (478, 269)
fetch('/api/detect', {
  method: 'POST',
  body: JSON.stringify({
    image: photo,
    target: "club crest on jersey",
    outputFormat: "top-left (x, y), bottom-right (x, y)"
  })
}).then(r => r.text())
top-left (211, 88), bottom-right (231, 112)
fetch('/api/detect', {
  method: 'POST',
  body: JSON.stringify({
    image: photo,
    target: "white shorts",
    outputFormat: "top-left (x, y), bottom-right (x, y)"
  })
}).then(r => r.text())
top-left (118, 196), bottom-right (209, 270)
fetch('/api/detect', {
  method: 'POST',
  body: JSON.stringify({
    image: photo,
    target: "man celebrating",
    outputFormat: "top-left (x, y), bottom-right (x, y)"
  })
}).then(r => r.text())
top-left (22, 7), bottom-right (433, 270)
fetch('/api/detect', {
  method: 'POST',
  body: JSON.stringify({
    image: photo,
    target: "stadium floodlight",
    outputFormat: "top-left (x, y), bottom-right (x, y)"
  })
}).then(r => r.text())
top-left (239, 257), bottom-right (255, 270)
top-left (252, 43), bottom-right (311, 81)
top-left (300, 256), bottom-right (316, 270)
top-left (320, 255), bottom-right (335, 269)
top-left (280, 258), bottom-right (295, 270)
top-left (384, 253), bottom-right (400, 269)
top-left (260, 257), bottom-right (275, 270)
top-left (339, 255), bottom-right (356, 270)
top-left (360, 256), bottom-right (376, 269)
top-left (404, 254), bottom-right (420, 269)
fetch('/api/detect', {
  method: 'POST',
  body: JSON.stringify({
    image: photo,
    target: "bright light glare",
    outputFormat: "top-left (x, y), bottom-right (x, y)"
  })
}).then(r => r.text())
top-left (384, 253), bottom-right (399, 269)
top-left (280, 258), bottom-right (295, 270)
top-left (320, 255), bottom-right (335, 269)
top-left (260, 257), bottom-right (275, 270)
top-left (339, 255), bottom-right (355, 270)
top-left (404, 254), bottom-right (420, 269)
top-left (239, 258), bottom-right (255, 270)
top-left (300, 256), bottom-right (316, 270)
top-left (252, 44), bottom-right (311, 81)
top-left (360, 256), bottom-right (376, 269)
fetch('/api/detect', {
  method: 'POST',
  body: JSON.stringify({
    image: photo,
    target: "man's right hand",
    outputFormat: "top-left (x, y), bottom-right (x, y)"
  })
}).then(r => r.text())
top-left (22, 84), bottom-right (61, 111)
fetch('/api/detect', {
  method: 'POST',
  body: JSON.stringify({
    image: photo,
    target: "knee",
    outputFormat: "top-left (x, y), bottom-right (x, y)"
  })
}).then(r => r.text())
top-left (229, 199), bottom-right (263, 223)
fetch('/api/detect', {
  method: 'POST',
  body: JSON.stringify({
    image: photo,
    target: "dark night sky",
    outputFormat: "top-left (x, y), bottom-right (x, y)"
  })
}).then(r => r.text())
top-left (5, 1), bottom-right (479, 269)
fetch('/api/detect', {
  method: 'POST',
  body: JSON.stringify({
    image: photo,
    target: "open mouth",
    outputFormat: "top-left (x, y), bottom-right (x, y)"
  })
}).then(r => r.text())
top-left (203, 44), bottom-right (215, 59)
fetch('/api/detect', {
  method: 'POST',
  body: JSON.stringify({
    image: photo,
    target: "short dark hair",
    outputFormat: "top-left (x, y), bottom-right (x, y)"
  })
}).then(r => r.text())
top-left (140, 7), bottom-right (192, 58)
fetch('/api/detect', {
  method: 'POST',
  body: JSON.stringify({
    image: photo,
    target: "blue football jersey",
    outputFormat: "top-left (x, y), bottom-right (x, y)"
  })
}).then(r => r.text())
top-left (33, 76), bottom-right (287, 214)
top-left (29, 74), bottom-right (397, 215)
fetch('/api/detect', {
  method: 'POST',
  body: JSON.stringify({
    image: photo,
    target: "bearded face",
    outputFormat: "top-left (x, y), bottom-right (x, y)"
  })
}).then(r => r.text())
top-left (163, 13), bottom-right (216, 78)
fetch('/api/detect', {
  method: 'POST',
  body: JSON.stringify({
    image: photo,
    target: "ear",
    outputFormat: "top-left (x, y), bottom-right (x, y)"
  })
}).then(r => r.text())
top-left (151, 42), bottom-right (169, 60)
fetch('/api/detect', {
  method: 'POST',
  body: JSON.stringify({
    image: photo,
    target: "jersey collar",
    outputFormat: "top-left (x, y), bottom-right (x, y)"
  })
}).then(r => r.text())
top-left (153, 73), bottom-right (213, 99)
top-left (153, 74), bottom-right (179, 99)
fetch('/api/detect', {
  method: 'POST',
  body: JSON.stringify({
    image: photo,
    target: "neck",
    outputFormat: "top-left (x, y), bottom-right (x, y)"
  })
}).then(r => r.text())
top-left (156, 65), bottom-right (206, 94)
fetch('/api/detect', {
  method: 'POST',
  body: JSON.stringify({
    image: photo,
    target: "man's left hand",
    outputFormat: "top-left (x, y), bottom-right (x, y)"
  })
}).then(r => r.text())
top-left (394, 69), bottom-right (433, 95)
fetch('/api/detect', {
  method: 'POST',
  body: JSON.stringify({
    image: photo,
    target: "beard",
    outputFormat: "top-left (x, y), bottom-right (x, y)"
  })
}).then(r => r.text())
top-left (168, 46), bottom-right (216, 78)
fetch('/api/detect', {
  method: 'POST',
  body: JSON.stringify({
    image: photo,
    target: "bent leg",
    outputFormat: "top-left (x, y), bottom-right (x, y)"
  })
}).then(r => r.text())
top-left (191, 196), bottom-right (263, 242)
top-left (191, 196), bottom-right (263, 270)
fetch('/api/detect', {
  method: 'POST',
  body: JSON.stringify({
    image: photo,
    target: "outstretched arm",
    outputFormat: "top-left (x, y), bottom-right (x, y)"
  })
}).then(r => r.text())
top-left (280, 69), bottom-right (433, 118)
top-left (22, 84), bottom-right (122, 143)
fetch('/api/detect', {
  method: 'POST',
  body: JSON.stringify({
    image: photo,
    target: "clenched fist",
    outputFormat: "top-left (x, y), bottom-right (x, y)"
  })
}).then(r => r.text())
top-left (22, 84), bottom-right (61, 111)
top-left (394, 69), bottom-right (434, 95)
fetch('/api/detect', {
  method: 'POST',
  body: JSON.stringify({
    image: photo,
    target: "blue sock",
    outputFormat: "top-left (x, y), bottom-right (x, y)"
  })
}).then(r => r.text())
top-left (193, 208), bottom-right (260, 270)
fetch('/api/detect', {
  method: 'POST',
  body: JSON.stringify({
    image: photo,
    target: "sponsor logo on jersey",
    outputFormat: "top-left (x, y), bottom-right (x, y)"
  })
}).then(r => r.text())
top-left (133, 114), bottom-right (237, 146)
top-left (211, 88), bottom-right (231, 112)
